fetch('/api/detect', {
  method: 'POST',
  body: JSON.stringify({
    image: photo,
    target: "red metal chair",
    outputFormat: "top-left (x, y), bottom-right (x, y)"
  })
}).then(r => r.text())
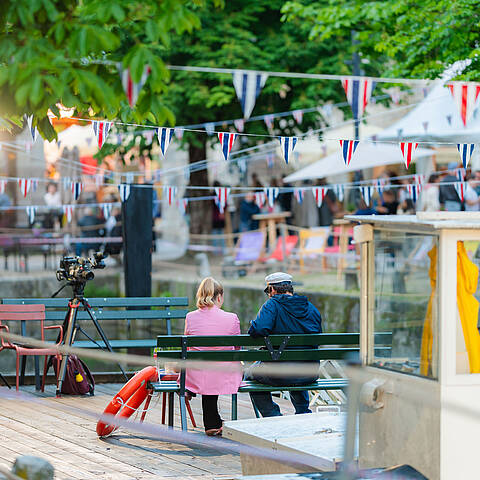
top-left (0, 304), bottom-right (63, 391)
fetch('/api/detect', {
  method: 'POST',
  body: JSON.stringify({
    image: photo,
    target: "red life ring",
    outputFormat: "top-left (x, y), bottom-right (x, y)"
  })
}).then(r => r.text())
top-left (96, 366), bottom-right (158, 437)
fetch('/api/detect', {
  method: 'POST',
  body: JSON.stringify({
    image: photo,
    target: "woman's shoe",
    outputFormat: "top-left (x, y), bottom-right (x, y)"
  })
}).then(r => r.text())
top-left (205, 427), bottom-right (223, 436)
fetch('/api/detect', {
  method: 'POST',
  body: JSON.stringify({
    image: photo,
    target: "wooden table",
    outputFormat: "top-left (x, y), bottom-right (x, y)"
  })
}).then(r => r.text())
top-left (252, 212), bottom-right (291, 250)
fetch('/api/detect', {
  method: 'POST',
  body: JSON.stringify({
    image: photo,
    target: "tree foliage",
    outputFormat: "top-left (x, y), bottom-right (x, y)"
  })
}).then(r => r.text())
top-left (0, 0), bottom-right (207, 140)
top-left (281, 0), bottom-right (480, 80)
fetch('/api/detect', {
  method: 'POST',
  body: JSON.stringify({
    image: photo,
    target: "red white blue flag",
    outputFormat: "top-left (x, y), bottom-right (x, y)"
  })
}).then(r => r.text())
top-left (218, 133), bottom-right (237, 161)
top-left (71, 181), bottom-right (83, 201)
top-left (215, 187), bottom-right (230, 214)
top-left (454, 182), bottom-right (466, 202)
top-left (26, 115), bottom-right (38, 142)
top-left (264, 114), bottom-right (274, 130)
top-left (456, 168), bottom-right (465, 183)
top-left (333, 184), bottom-right (345, 202)
top-left (178, 198), bottom-right (188, 215)
top-left (254, 192), bottom-right (266, 208)
top-left (26, 206), bottom-right (36, 224)
top-left (446, 82), bottom-right (480, 126)
top-left (102, 203), bottom-right (112, 219)
top-left (292, 110), bottom-right (303, 124)
top-left (31, 179), bottom-right (38, 192)
top-left (312, 187), bottom-right (326, 207)
top-left (174, 128), bottom-right (184, 140)
top-left (293, 188), bottom-right (304, 204)
top-left (118, 184), bottom-right (131, 202)
top-left (407, 183), bottom-right (422, 203)
top-left (264, 187), bottom-right (279, 207)
top-left (232, 71), bottom-right (268, 119)
top-left (18, 178), bottom-right (31, 197)
top-left (164, 186), bottom-right (177, 206)
top-left (399, 142), bottom-right (418, 169)
top-left (278, 136), bottom-right (298, 164)
top-left (63, 205), bottom-right (74, 223)
top-left (234, 119), bottom-right (245, 133)
top-left (339, 140), bottom-right (359, 166)
top-left (92, 121), bottom-right (112, 149)
top-left (361, 186), bottom-right (373, 206)
top-left (157, 128), bottom-right (175, 157)
top-left (341, 78), bottom-right (376, 119)
top-left (375, 178), bottom-right (386, 194)
top-left (118, 64), bottom-right (150, 107)
top-left (457, 144), bottom-right (475, 169)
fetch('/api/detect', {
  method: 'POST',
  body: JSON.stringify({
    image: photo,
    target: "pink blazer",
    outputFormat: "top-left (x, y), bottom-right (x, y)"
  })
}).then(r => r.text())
top-left (184, 305), bottom-right (242, 395)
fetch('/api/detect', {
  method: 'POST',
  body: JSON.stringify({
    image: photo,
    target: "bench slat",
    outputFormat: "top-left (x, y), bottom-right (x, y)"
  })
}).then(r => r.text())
top-left (43, 310), bottom-right (188, 321)
top-left (73, 339), bottom-right (156, 349)
top-left (3, 297), bottom-right (189, 307)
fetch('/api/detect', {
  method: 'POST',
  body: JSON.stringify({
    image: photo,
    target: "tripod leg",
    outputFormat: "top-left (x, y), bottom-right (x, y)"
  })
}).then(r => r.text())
top-left (56, 303), bottom-right (78, 397)
top-left (83, 302), bottom-right (128, 381)
top-left (0, 373), bottom-right (10, 389)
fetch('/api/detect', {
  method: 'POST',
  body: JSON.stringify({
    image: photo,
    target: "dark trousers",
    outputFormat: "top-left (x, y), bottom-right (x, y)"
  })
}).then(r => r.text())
top-left (202, 395), bottom-right (223, 431)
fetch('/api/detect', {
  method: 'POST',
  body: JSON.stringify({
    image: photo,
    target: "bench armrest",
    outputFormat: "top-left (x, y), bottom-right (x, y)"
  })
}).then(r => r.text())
top-left (45, 325), bottom-right (63, 345)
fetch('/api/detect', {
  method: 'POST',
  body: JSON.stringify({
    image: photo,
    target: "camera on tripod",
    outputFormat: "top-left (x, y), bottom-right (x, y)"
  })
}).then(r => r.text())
top-left (56, 252), bottom-right (106, 284)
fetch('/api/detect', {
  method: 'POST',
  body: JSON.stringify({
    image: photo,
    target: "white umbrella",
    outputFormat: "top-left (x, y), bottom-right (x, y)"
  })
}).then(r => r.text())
top-left (283, 142), bottom-right (433, 183)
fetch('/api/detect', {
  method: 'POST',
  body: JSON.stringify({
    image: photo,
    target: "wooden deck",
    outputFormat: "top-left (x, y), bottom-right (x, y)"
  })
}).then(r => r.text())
top-left (0, 383), bottom-right (295, 479)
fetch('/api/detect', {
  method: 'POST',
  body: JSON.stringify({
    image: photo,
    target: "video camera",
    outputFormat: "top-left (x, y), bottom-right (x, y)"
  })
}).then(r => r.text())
top-left (56, 252), bottom-right (106, 284)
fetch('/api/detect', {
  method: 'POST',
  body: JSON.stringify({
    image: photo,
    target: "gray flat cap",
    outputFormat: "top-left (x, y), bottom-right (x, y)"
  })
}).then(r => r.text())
top-left (264, 272), bottom-right (293, 292)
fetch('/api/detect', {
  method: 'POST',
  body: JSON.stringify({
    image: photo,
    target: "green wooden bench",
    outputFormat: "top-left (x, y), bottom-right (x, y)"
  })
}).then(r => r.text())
top-left (151, 332), bottom-right (392, 430)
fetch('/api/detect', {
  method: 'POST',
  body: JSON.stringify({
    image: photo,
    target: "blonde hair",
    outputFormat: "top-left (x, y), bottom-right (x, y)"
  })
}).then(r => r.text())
top-left (196, 277), bottom-right (224, 309)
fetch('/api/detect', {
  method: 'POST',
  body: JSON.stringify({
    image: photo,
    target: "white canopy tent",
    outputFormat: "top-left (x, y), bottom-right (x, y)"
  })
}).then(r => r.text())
top-left (283, 142), bottom-right (433, 183)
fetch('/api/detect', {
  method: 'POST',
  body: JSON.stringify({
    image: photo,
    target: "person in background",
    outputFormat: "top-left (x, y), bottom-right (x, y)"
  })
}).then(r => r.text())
top-left (76, 207), bottom-right (101, 256)
top-left (318, 180), bottom-right (338, 227)
top-left (43, 182), bottom-right (62, 229)
top-left (418, 174), bottom-right (440, 212)
top-left (465, 174), bottom-right (480, 211)
top-left (397, 197), bottom-right (415, 214)
top-left (277, 176), bottom-right (292, 215)
top-left (184, 277), bottom-right (242, 436)
top-left (246, 272), bottom-right (323, 417)
top-left (376, 189), bottom-right (399, 215)
top-left (439, 163), bottom-right (462, 211)
top-left (251, 173), bottom-right (264, 189)
top-left (239, 192), bottom-right (260, 232)
top-left (474, 170), bottom-right (480, 196)
top-left (354, 198), bottom-right (376, 215)
top-left (292, 180), bottom-right (318, 228)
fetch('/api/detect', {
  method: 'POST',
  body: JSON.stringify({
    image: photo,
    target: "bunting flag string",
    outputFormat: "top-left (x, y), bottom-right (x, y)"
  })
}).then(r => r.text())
top-left (63, 205), bottom-right (74, 223)
top-left (406, 183), bottom-right (422, 203)
top-left (446, 82), bottom-right (480, 126)
top-left (0, 179), bottom-right (6, 194)
top-left (214, 187), bottom-right (230, 214)
top-left (157, 128), bottom-right (175, 157)
top-left (26, 116), bottom-right (38, 142)
top-left (254, 192), bottom-right (266, 208)
top-left (102, 203), bottom-right (112, 219)
top-left (292, 110), bottom-right (303, 124)
top-left (31, 179), bottom-right (39, 193)
top-left (414, 174), bottom-right (425, 185)
top-left (341, 78), bottom-right (376, 119)
top-left (333, 184), bottom-right (344, 202)
top-left (92, 121), bottom-right (112, 149)
top-left (18, 178), bottom-right (31, 198)
top-left (71, 181), bottom-right (83, 201)
top-left (233, 119), bottom-right (245, 133)
top-left (399, 142), bottom-right (418, 169)
top-left (360, 186), bottom-right (373, 205)
top-left (164, 186), bottom-right (178, 206)
top-left (457, 144), bottom-right (475, 169)
top-left (204, 123), bottom-right (215, 136)
top-left (375, 179), bottom-right (385, 194)
top-left (312, 187), bottom-right (326, 207)
top-left (118, 184), bottom-right (131, 202)
top-left (264, 187), bottom-right (279, 207)
top-left (454, 182), bottom-right (466, 202)
top-left (118, 64), bottom-right (150, 107)
top-left (218, 133), bottom-right (237, 161)
top-left (278, 136), bottom-right (298, 164)
top-left (339, 140), bottom-right (359, 166)
top-left (26, 206), bottom-right (36, 224)
top-left (232, 71), bottom-right (268, 119)
top-left (293, 188), bottom-right (304, 204)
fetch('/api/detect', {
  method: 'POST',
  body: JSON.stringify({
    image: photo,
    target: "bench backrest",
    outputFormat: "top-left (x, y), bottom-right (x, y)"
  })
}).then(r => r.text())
top-left (3, 297), bottom-right (189, 335)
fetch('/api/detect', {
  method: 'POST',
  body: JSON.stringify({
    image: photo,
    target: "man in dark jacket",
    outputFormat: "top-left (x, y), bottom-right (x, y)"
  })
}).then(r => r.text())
top-left (247, 272), bottom-right (323, 417)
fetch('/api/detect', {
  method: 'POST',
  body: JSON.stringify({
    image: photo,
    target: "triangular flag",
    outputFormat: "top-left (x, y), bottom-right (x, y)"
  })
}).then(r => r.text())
top-left (254, 192), bottom-right (266, 208)
top-left (143, 129), bottom-right (155, 145)
top-left (92, 121), bottom-right (112, 149)
top-left (102, 203), bottom-right (112, 219)
top-left (422, 121), bottom-right (429, 132)
top-left (0, 179), bottom-right (6, 194)
top-left (71, 181), bottom-right (83, 201)
top-left (232, 71), bottom-right (268, 119)
top-left (204, 123), bottom-right (215, 136)
top-left (118, 64), bottom-right (150, 107)
top-left (18, 178), bottom-right (31, 197)
top-left (214, 187), bottom-right (230, 214)
top-left (375, 179), bottom-right (385, 194)
top-left (406, 184), bottom-right (422, 203)
top-left (31, 179), bottom-right (38, 192)
top-left (456, 168), bottom-right (465, 183)
top-left (292, 110), bottom-right (303, 124)
top-left (118, 184), bottom-right (131, 202)
top-left (341, 78), bottom-right (376, 119)
top-left (163, 186), bottom-right (177, 206)
top-left (446, 114), bottom-right (452, 126)
top-left (457, 144), bottom-right (475, 169)
top-left (26, 115), bottom-right (38, 142)
top-left (415, 174), bottom-right (425, 185)
top-left (293, 188), bottom-right (304, 204)
top-left (157, 128), bottom-right (175, 157)
top-left (333, 184), bottom-right (344, 202)
top-left (454, 182), bottom-right (466, 202)
top-left (360, 186), bottom-right (373, 206)
top-left (278, 136), bottom-right (298, 164)
top-left (218, 132), bottom-right (237, 161)
top-left (446, 82), bottom-right (480, 126)
top-left (264, 114), bottom-right (274, 130)
top-left (339, 140), bottom-right (359, 166)
top-left (174, 128), bottom-right (184, 140)
top-left (125, 172), bottom-right (134, 184)
top-left (63, 205), bottom-right (74, 223)
top-left (399, 142), bottom-right (418, 169)
top-left (264, 187), bottom-right (279, 207)
top-left (178, 198), bottom-right (188, 215)
top-left (234, 119), bottom-right (245, 133)
top-left (63, 177), bottom-right (71, 191)
top-left (26, 206), bottom-right (36, 224)
top-left (312, 187), bottom-right (326, 207)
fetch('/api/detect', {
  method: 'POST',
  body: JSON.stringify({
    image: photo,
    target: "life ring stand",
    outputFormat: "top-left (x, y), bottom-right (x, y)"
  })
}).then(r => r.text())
top-left (96, 366), bottom-right (158, 437)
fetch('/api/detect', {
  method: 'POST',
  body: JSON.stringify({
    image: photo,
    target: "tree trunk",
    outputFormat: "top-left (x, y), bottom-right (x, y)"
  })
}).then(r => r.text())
top-left (188, 139), bottom-right (212, 235)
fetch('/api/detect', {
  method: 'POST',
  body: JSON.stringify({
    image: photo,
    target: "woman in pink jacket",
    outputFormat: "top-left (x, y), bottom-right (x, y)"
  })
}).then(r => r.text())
top-left (185, 277), bottom-right (242, 436)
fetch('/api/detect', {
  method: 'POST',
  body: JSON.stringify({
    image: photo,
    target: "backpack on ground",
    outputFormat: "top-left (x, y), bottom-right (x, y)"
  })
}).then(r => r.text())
top-left (50, 354), bottom-right (95, 395)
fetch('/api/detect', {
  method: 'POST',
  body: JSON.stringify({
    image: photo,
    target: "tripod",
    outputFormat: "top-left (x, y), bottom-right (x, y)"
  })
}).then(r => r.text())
top-left (53, 280), bottom-right (128, 396)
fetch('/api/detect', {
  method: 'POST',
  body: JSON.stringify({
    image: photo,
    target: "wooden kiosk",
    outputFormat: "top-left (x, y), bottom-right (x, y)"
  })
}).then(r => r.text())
top-left (350, 212), bottom-right (480, 480)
